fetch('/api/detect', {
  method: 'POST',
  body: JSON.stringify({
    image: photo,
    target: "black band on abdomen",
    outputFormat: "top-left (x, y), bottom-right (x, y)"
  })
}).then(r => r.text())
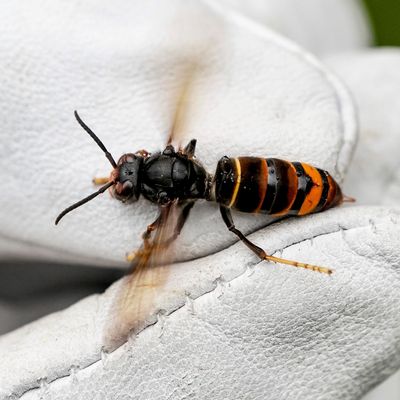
top-left (290, 162), bottom-right (311, 214)
top-left (261, 159), bottom-right (278, 213)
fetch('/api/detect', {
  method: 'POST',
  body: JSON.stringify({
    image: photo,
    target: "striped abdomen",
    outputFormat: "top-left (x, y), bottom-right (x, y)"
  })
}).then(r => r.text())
top-left (213, 156), bottom-right (342, 216)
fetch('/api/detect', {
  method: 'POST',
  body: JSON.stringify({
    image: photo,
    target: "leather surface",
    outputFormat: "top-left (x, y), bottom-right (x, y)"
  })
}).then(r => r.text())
top-left (327, 49), bottom-right (400, 207)
top-left (212, 0), bottom-right (371, 55)
top-left (326, 48), bottom-right (400, 400)
top-left (1, 206), bottom-right (400, 400)
top-left (0, 0), bottom-right (356, 267)
top-left (4, 1), bottom-right (400, 400)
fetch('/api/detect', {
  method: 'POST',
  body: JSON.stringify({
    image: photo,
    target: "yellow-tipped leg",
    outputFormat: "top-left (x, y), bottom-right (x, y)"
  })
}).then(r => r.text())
top-left (126, 245), bottom-right (162, 262)
top-left (92, 177), bottom-right (110, 185)
top-left (261, 253), bottom-right (333, 275)
top-left (219, 206), bottom-right (333, 276)
top-left (126, 250), bottom-right (141, 263)
top-left (126, 236), bottom-right (156, 262)
top-left (135, 149), bottom-right (150, 157)
top-left (126, 243), bottom-right (152, 262)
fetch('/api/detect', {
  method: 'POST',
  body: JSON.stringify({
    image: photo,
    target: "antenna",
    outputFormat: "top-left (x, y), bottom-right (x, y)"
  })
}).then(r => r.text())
top-left (74, 110), bottom-right (117, 168)
top-left (55, 180), bottom-right (115, 225)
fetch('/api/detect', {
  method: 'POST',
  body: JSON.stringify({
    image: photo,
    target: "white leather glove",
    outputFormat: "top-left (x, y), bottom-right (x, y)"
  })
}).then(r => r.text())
top-left (1, 1), bottom-right (400, 400)
top-left (327, 49), bottom-right (400, 207)
top-left (211, 0), bottom-right (372, 55)
top-left (325, 49), bottom-right (400, 400)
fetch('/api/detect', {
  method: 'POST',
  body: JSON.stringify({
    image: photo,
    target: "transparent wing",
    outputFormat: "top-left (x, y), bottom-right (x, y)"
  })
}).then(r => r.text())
top-left (103, 202), bottom-right (181, 351)
top-left (167, 63), bottom-right (199, 149)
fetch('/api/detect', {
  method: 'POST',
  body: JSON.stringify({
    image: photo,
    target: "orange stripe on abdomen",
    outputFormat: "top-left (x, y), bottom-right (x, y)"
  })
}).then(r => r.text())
top-left (298, 163), bottom-right (323, 215)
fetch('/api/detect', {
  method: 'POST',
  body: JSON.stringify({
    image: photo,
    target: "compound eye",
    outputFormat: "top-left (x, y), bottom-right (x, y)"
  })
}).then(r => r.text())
top-left (120, 181), bottom-right (133, 197)
top-left (114, 181), bottom-right (134, 200)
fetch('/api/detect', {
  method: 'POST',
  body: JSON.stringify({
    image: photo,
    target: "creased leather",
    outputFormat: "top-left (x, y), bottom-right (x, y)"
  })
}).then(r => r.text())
top-left (1, 207), bottom-right (400, 400)
top-left (326, 49), bottom-right (400, 399)
top-left (4, 1), bottom-right (399, 400)
top-left (0, 0), bottom-right (356, 267)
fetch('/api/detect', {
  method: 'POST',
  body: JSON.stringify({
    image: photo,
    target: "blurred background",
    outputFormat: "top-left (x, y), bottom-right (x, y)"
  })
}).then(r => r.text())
top-left (363, 0), bottom-right (400, 45)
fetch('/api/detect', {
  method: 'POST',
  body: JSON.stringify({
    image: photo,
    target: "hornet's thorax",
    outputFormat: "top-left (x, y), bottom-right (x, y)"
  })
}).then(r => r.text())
top-left (134, 144), bottom-right (211, 205)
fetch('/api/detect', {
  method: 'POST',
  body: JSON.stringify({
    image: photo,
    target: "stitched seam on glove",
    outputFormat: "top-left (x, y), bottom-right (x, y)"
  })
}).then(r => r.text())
top-left (13, 213), bottom-right (399, 399)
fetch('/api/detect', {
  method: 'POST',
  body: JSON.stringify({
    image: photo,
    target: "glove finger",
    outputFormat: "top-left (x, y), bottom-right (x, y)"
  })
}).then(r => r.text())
top-left (1, 205), bottom-right (399, 399)
top-left (327, 49), bottom-right (400, 206)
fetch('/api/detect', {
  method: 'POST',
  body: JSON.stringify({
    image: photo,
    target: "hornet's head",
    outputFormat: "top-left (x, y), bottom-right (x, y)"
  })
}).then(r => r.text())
top-left (55, 111), bottom-right (143, 225)
top-left (111, 153), bottom-right (143, 202)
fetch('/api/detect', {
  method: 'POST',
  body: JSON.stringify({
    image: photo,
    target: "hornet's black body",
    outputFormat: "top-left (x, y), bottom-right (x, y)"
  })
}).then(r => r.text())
top-left (138, 144), bottom-right (210, 205)
top-left (55, 112), bottom-right (346, 275)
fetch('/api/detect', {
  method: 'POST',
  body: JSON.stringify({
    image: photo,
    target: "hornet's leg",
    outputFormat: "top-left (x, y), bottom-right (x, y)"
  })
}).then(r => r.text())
top-left (126, 201), bottom-right (195, 262)
top-left (159, 200), bottom-right (195, 247)
top-left (135, 149), bottom-right (150, 157)
top-left (126, 205), bottom-right (170, 262)
top-left (92, 177), bottom-right (110, 185)
top-left (219, 206), bottom-right (333, 275)
top-left (142, 206), bottom-right (171, 243)
top-left (146, 201), bottom-right (195, 249)
top-left (164, 140), bottom-right (196, 158)
top-left (182, 139), bottom-right (197, 158)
